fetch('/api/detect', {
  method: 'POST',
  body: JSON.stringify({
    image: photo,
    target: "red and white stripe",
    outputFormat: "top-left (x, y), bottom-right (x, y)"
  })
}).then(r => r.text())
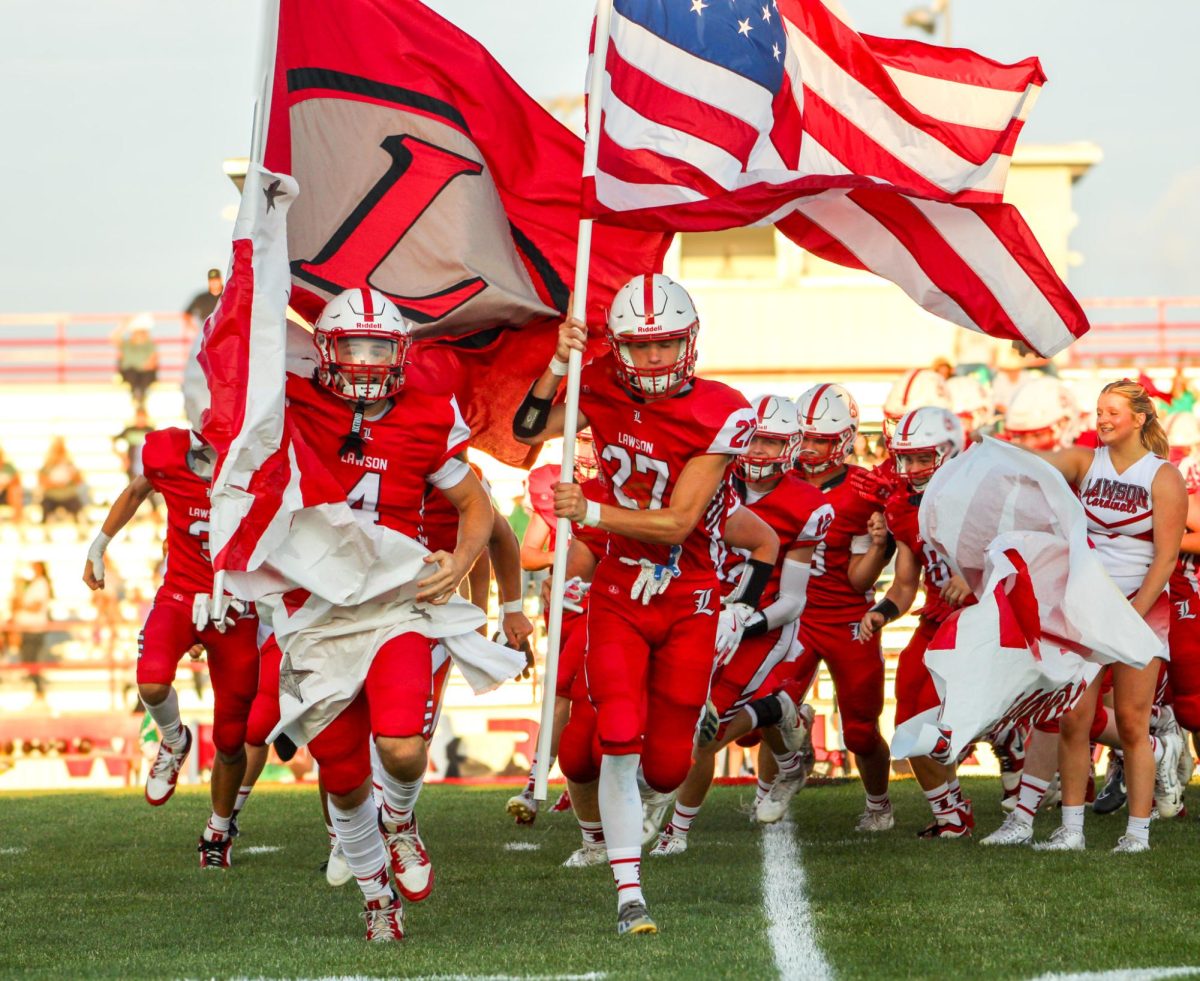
top-left (587, 0), bottom-right (1086, 358)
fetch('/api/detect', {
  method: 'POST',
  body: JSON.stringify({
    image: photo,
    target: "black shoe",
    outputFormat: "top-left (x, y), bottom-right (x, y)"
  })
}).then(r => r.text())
top-left (229, 811), bottom-right (241, 839)
top-left (1093, 754), bottom-right (1126, 815)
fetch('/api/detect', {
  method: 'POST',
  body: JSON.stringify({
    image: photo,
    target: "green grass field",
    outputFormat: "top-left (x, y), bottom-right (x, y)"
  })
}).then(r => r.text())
top-left (1, 778), bottom-right (1199, 980)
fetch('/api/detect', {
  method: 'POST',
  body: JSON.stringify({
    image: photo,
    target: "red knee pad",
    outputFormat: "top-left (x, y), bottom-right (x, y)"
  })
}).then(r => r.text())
top-left (558, 699), bottom-right (601, 784)
top-left (640, 753), bottom-right (690, 795)
top-left (555, 613), bottom-right (587, 700)
top-left (842, 720), bottom-right (883, 757)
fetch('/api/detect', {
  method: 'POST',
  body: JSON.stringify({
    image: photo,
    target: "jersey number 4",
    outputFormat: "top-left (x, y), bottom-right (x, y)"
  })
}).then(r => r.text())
top-left (347, 472), bottom-right (381, 522)
top-left (602, 445), bottom-right (669, 510)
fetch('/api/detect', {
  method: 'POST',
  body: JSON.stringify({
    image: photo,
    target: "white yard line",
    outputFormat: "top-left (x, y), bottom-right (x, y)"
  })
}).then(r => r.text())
top-left (0, 846), bottom-right (27, 855)
top-left (240, 845), bottom-right (284, 855)
top-left (1027, 969), bottom-right (1200, 981)
top-left (503, 842), bottom-right (542, 852)
top-left (760, 816), bottom-right (834, 981)
top-left (218, 975), bottom-right (606, 981)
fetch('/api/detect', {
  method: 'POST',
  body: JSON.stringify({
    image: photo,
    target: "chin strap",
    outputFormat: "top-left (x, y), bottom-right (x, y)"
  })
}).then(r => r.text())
top-left (340, 399), bottom-right (368, 460)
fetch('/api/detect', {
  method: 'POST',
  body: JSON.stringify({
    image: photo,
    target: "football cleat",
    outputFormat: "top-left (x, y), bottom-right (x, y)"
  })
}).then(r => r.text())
top-left (196, 834), bottom-right (232, 869)
top-left (562, 842), bottom-right (608, 868)
top-left (362, 891), bottom-right (405, 942)
top-left (617, 900), bottom-right (658, 936)
top-left (777, 693), bottom-right (815, 758)
top-left (1154, 731), bottom-right (1185, 819)
top-left (381, 818), bottom-right (434, 902)
top-left (506, 788), bottom-right (538, 826)
top-left (640, 788), bottom-right (675, 846)
top-left (1178, 733), bottom-right (1195, 789)
top-left (550, 789), bottom-right (573, 813)
top-left (324, 840), bottom-right (353, 888)
top-left (1032, 825), bottom-right (1085, 851)
top-left (649, 827), bottom-right (689, 858)
top-left (854, 807), bottom-right (895, 833)
top-left (228, 811), bottom-right (241, 839)
top-left (916, 811), bottom-right (972, 840)
top-left (979, 813), bottom-right (1034, 847)
top-left (145, 727), bottom-right (193, 806)
top-left (1111, 834), bottom-right (1150, 854)
top-left (1093, 752), bottom-right (1127, 815)
top-left (754, 769), bottom-right (808, 825)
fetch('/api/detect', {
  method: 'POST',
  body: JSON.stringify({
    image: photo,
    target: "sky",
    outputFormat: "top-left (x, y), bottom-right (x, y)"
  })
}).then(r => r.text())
top-left (0, 0), bottom-right (1196, 316)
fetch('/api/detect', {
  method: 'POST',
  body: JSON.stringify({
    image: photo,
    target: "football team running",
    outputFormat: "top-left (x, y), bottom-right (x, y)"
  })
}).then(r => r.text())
top-left (84, 275), bottom-right (1199, 942)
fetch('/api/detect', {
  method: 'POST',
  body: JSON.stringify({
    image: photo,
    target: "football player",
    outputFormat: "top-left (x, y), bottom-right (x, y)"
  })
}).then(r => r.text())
top-left (784, 383), bottom-right (896, 830)
top-left (859, 407), bottom-right (976, 839)
top-left (278, 287), bottom-right (494, 939)
top-left (649, 394), bottom-right (831, 855)
top-left (84, 425), bottom-right (259, 869)
top-left (514, 273), bottom-right (767, 936)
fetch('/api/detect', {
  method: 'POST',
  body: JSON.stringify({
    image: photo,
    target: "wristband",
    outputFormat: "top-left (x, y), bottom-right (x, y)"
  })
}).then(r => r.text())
top-left (501, 599), bottom-right (524, 615)
top-left (513, 385), bottom-right (554, 440)
top-left (91, 531), bottom-right (112, 553)
top-left (870, 598), bottom-right (900, 623)
top-left (548, 357), bottom-right (570, 377)
top-left (582, 499), bottom-right (602, 527)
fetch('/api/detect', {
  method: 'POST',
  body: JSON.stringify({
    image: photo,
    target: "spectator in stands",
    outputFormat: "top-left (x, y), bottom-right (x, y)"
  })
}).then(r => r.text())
top-left (0, 444), bottom-right (23, 523)
top-left (112, 314), bottom-right (159, 411)
top-left (932, 356), bottom-right (954, 380)
top-left (184, 267), bottom-right (224, 333)
top-left (113, 409), bottom-right (154, 480)
top-left (37, 438), bottom-right (88, 530)
top-left (11, 562), bottom-right (52, 700)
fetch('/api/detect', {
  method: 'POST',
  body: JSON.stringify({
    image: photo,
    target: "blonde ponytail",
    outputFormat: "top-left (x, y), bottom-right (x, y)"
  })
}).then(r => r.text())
top-left (1100, 379), bottom-right (1169, 458)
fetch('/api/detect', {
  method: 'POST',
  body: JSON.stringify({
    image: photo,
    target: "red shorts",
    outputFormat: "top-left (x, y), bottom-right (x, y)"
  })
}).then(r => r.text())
top-left (560, 559), bottom-right (718, 793)
top-left (710, 620), bottom-right (799, 725)
top-left (1169, 589), bottom-right (1200, 731)
top-left (137, 587), bottom-right (259, 755)
top-left (770, 612), bottom-right (883, 756)
top-left (307, 632), bottom-right (451, 796)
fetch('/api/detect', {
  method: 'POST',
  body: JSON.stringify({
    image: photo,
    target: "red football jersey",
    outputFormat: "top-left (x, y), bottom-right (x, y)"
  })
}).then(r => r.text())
top-left (578, 359), bottom-right (755, 579)
top-left (141, 428), bottom-right (215, 596)
top-left (885, 489), bottom-right (969, 623)
top-left (804, 465), bottom-right (880, 616)
top-left (285, 374), bottom-right (469, 538)
top-left (525, 466), bottom-right (609, 559)
top-left (721, 473), bottom-right (833, 600)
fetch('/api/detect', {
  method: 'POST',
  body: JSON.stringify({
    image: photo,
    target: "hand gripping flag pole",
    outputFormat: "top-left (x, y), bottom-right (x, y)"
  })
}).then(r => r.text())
top-left (533, 0), bottom-right (615, 803)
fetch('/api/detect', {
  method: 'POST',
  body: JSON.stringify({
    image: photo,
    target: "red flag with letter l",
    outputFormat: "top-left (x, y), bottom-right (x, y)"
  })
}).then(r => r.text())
top-left (262, 0), bottom-right (671, 465)
top-left (586, 0), bottom-right (1088, 358)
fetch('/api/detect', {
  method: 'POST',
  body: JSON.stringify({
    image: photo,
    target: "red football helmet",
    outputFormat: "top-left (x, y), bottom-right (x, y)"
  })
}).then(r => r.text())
top-left (313, 288), bottom-right (410, 402)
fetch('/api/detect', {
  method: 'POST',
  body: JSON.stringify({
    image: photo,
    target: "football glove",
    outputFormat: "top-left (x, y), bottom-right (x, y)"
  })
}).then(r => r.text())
top-left (620, 545), bottom-right (682, 606)
top-left (562, 576), bottom-right (590, 614)
top-left (849, 466), bottom-right (896, 507)
top-left (192, 593), bottom-right (247, 634)
top-left (714, 601), bottom-right (755, 665)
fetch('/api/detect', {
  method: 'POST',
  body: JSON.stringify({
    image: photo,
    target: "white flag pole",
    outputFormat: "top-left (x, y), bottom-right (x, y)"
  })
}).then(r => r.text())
top-left (533, 0), bottom-right (615, 802)
top-left (211, 0), bottom-right (280, 611)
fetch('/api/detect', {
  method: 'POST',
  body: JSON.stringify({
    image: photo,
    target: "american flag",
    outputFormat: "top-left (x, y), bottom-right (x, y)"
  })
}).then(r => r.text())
top-left (588, 0), bottom-right (1089, 358)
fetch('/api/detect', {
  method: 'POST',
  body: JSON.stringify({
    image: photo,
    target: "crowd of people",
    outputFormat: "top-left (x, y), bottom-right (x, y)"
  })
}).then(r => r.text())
top-left (15, 268), bottom-right (1198, 944)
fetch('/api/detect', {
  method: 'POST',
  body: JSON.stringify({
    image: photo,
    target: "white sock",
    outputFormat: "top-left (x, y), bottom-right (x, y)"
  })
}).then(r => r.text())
top-left (522, 754), bottom-right (555, 797)
top-left (377, 765), bottom-right (424, 831)
top-left (774, 750), bottom-right (803, 777)
top-left (1061, 804), bottom-right (1086, 834)
top-left (204, 812), bottom-right (231, 842)
top-left (233, 785), bottom-right (253, 815)
top-left (754, 777), bottom-right (772, 806)
top-left (1014, 774), bottom-right (1049, 826)
top-left (144, 689), bottom-right (186, 750)
top-left (328, 797), bottom-right (391, 901)
top-left (665, 802), bottom-right (701, 836)
top-left (947, 776), bottom-right (964, 809)
top-left (599, 754), bottom-right (645, 911)
top-left (324, 812), bottom-right (337, 849)
top-left (1125, 814), bottom-right (1151, 845)
top-left (865, 791), bottom-right (891, 812)
top-left (923, 782), bottom-right (956, 821)
top-left (578, 818), bottom-right (605, 846)
top-left (1151, 735), bottom-right (1165, 763)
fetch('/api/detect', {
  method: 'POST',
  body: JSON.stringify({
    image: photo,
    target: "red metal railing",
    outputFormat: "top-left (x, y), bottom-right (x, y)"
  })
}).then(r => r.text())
top-left (1068, 297), bottom-right (1200, 366)
top-left (0, 312), bottom-right (195, 384)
